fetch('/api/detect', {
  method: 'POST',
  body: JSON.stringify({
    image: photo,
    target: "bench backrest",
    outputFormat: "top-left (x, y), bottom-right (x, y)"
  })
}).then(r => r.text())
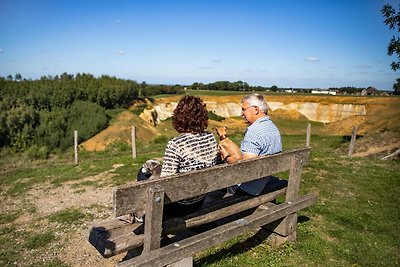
top-left (113, 147), bottom-right (310, 217)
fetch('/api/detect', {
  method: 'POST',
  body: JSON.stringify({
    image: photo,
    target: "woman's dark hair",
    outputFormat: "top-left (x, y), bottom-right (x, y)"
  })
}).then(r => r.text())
top-left (172, 95), bottom-right (209, 134)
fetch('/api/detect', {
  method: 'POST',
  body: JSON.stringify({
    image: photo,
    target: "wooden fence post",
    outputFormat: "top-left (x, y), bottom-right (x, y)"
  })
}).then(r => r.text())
top-left (131, 126), bottom-right (137, 159)
top-left (74, 130), bottom-right (78, 165)
top-left (348, 125), bottom-right (358, 158)
top-left (306, 123), bottom-right (311, 147)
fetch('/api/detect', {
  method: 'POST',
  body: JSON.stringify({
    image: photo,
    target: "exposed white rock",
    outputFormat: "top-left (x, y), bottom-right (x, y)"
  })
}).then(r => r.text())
top-left (142, 101), bottom-right (367, 124)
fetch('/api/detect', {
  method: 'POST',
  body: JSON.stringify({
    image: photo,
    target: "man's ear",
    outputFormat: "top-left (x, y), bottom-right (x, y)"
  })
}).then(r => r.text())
top-left (254, 106), bottom-right (259, 115)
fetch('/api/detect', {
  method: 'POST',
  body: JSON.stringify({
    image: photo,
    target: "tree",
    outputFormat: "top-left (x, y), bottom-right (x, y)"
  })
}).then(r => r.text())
top-left (393, 78), bottom-right (400, 95)
top-left (270, 85), bottom-right (279, 92)
top-left (381, 4), bottom-right (400, 71)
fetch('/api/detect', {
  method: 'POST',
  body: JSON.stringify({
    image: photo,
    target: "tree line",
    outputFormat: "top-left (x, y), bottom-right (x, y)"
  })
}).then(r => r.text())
top-left (0, 73), bottom-right (141, 154)
top-left (1, 72), bottom-right (398, 156)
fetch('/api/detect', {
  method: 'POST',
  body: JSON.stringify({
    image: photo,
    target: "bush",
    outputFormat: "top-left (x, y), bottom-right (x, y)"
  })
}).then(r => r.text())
top-left (25, 145), bottom-right (49, 160)
top-left (152, 135), bottom-right (168, 144)
top-left (105, 140), bottom-right (131, 152)
top-left (131, 103), bottom-right (147, 115)
top-left (208, 111), bottom-right (225, 122)
top-left (61, 101), bottom-right (108, 150)
top-left (34, 108), bottom-right (69, 151)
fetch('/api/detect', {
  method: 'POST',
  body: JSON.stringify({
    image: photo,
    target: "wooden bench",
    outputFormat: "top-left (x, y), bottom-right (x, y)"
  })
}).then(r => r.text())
top-left (89, 147), bottom-right (317, 266)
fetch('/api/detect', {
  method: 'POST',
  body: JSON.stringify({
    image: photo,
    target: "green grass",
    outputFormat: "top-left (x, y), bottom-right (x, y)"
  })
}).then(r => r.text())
top-left (25, 231), bottom-right (55, 249)
top-left (48, 208), bottom-right (87, 226)
top-left (0, 212), bottom-right (20, 224)
top-left (192, 136), bottom-right (400, 267)
top-left (0, 133), bottom-right (399, 266)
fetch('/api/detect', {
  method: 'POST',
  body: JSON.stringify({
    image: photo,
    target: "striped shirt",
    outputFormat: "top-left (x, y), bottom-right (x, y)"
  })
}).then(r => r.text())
top-left (239, 116), bottom-right (282, 195)
top-left (161, 131), bottom-right (219, 204)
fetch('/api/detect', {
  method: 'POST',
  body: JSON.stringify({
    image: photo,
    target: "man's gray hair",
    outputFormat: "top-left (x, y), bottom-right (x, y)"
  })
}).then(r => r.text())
top-left (241, 93), bottom-right (269, 114)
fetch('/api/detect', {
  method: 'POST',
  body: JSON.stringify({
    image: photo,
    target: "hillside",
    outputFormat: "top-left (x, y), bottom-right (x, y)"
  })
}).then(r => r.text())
top-left (81, 94), bottom-right (400, 157)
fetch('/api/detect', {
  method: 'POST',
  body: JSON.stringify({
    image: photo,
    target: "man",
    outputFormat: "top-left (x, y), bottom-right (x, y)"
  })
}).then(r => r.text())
top-left (221, 93), bottom-right (282, 195)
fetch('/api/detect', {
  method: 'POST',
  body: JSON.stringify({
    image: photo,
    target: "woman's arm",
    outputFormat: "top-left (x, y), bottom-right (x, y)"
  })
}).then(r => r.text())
top-left (160, 140), bottom-right (180, 177)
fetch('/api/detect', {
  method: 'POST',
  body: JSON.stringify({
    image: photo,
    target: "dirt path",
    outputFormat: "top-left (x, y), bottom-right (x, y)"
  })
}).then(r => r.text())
top-left (12, 165), bottom-right (128, 266)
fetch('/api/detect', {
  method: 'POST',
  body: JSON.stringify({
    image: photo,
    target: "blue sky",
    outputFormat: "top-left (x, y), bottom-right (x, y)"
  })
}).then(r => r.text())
top-left (0, 0), bottom-right (399, 90)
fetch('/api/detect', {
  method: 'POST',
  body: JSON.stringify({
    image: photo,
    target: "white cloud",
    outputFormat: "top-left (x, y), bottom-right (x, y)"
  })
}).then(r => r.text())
top-left (0, 48), bottom-right (3, 53)
top-left (117, 50), bottom-right (125, 55)
top-left (211, 59), bottom-right (221, 63)
top-left (305, 56), bottom-right (320, 62)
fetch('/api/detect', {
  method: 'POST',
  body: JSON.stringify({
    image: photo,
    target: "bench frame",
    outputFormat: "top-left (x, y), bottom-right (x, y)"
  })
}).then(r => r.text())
top-left (89, 147), bottom-right (317, 267)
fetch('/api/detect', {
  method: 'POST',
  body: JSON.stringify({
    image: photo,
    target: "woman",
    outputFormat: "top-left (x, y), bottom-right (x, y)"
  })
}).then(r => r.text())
top-left (137, 95), bottom-right (220, 219)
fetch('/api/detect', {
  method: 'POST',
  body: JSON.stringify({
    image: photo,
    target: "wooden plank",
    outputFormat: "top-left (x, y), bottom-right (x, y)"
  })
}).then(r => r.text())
top-left (286, 154), bottom-right (303, 202)
top-left (89, 224), bottom-right (144, 258)
top-left (164, 188), bottom-right (286, 235)
top-left (272, 154), bottom-right (304, 236)
top-left (114, 148), bottom-right (310, 216)
top-left (167, 257), bottom-right (193, 267)
top-left (143, 185), bottom-right (164, 253)
top-left (117, 193), bottom-right (317, 267)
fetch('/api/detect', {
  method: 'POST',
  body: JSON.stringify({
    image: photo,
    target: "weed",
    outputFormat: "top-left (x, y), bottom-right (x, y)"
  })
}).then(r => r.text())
top-left (48, 208), bottom-right (86, 226)
top-left (0, 212), bottom-right (20, 224)
top-left (30, 259), bottom-right (70, 267)
top-left (25, 231), bottom-right (55, 249)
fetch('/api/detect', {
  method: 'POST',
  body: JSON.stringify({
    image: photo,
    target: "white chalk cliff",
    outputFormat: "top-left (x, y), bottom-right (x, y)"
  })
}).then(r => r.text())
top-left (143, 101), bottom-right (366, 124)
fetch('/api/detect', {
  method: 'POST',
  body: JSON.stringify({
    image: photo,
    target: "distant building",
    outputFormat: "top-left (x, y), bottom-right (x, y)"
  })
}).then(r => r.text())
top-left (311, 89), bottom-right (336, 95)
top-left (361, 87), bottom-right (379, 96)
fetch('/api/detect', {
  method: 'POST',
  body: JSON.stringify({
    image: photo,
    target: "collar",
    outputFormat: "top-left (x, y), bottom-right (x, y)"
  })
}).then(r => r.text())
top-left (253, 115), bottom-right (270, 125)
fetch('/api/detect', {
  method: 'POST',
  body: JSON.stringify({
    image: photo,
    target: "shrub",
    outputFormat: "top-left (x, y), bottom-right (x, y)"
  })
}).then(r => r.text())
top-left (152, 135), bottom-right (168, 144)
top-left (25, 145), bottom-right (49, 160)
top-left (208, 111), bottom-right (225, 122)
top-left (61, 101), bottom-right (108, 150)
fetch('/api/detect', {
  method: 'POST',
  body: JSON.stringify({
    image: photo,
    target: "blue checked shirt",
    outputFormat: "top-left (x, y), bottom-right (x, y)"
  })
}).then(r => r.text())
top-left (239, 116), bottom-right (282, 195)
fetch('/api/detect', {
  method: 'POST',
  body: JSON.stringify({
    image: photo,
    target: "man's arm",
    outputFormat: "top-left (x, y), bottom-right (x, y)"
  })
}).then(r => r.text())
top-left (242, 152), bottom-right (258, 160)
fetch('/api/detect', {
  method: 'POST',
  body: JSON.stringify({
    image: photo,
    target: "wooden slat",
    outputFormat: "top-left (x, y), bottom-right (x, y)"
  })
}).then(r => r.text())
top-left (117, 193), bottom-right (318, 267)
top-left (164, 187), bottom-right (286, 235)
top-left (167, 257), bottom-right (193, 267)
top-left (275, 154), bottom-right (304, 236)
top-left (143, 185), bottom-right (164, 253)
top-left (89, 223), bottom-right (144, 258)
top-left (113, 148), bottom-right (310, 216)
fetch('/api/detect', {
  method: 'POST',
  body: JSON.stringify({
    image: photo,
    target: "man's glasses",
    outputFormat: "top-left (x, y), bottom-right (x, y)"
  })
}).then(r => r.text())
top-left (242, 106), bottom-right (256, 112)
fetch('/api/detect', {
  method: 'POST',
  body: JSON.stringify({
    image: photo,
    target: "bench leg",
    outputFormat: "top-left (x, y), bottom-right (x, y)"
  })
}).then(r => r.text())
top-left (167, 256), bottom-right (193, 267)
top-left (259, 203), bottom-right (298, 244)
top-left (265, 229), bottom-right (297, 246)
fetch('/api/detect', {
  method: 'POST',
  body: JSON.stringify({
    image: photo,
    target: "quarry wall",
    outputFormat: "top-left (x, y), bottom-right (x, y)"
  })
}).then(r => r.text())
top-left (149, 101), bottom-right (367, 124)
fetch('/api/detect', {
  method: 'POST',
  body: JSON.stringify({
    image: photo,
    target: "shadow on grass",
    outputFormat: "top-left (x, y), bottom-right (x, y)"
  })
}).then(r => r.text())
top-left (194, 215), bottom-right (311, 267)
top-left (341, 135), bottom-right (363, 143)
